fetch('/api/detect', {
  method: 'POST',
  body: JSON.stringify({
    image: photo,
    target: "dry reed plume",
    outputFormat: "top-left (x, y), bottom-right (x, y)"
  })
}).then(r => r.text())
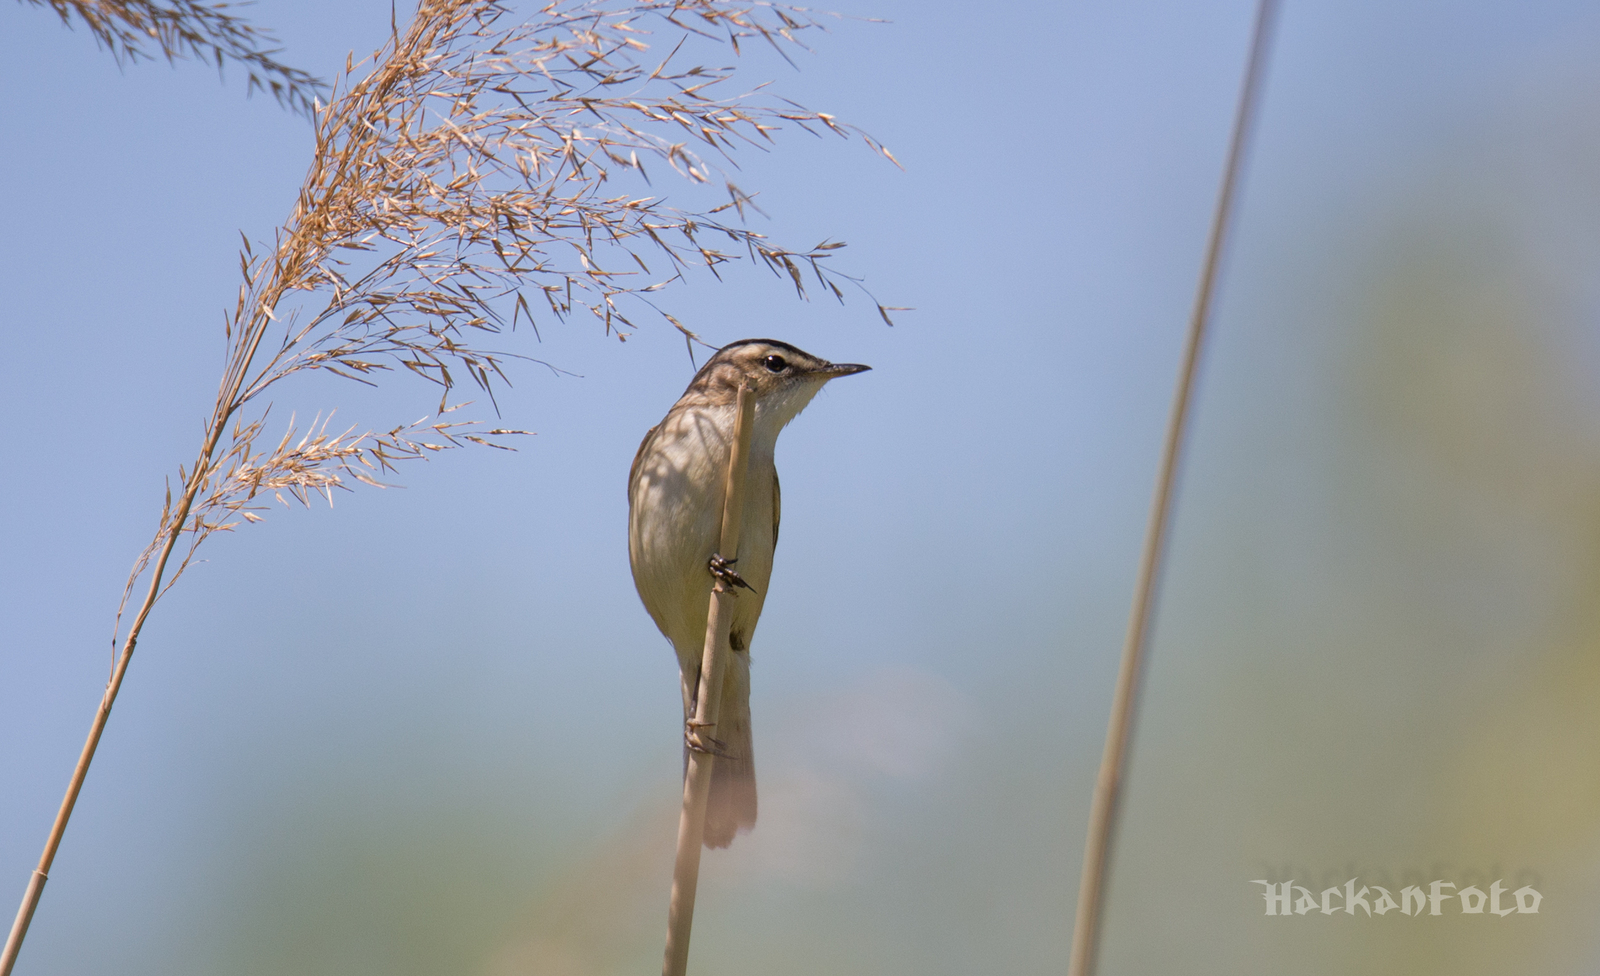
top-left (19, 0), bottom-right (324, 113)
top-left (117, 0), bottom-right (896, 648)
top-left (4, 2), bottom-right (892, 972)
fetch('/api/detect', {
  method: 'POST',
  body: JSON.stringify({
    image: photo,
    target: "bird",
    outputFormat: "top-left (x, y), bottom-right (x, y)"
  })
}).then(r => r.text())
top-left (628, 339), bottom-right (870, 848)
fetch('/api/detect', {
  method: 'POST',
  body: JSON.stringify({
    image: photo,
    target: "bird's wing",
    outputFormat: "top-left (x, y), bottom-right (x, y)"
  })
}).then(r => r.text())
top-left (772, 469), bottom-right (781, 549)
top-left (629, 424), bottom-right (658, 496)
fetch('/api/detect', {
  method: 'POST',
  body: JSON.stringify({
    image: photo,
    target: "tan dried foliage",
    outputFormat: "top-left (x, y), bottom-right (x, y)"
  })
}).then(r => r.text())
top-left (114, 0), bottom-right (894, 645)
top-left (20, 0), bottom-right (323, 114)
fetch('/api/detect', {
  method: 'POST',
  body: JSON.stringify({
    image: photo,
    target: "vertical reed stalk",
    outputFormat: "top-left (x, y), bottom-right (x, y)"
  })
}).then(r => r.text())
top-left (662, 383), bottom-right (755, 976)
top-left (1067, 2), bottom-right (1279, 973)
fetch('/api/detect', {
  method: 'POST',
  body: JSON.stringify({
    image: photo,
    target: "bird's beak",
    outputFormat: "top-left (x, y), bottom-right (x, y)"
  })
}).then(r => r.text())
top-left (816, 362), bottom-right (871, 379)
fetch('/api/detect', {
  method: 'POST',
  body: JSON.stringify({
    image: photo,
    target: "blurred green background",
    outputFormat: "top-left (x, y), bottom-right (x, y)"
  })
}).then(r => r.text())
top-left (3, 1), bottom-right (1600, 974)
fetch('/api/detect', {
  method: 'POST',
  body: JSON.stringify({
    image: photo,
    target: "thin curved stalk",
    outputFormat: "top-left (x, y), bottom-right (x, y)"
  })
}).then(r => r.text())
top-left (1067, 2), bottom-right (1280, 974)
top-left (0, 409), bottom-right (228, 976)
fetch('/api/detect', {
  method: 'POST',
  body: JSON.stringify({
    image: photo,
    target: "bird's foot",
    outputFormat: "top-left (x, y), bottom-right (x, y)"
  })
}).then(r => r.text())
top-left (708, 553), bottom-right (756, 593)
top-left (685, 719), bottom-right (733, 758)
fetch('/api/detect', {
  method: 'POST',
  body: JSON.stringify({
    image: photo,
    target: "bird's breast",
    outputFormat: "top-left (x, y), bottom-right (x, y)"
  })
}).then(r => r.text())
top-left (628, 405), bottom-right (777, 660)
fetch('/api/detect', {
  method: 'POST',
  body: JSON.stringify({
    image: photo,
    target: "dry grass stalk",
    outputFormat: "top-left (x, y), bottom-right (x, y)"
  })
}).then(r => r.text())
top-left (4, 3), bottom-right (891, 972)
top-left (662, 382), bottom-right (754, 976)
top-left (1067, 1), bottom-right (1279, 973)
top-left (18, 0), bottom-right (323, 114)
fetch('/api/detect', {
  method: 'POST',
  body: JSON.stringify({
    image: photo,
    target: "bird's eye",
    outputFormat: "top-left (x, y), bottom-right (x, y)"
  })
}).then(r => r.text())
top-left (764, 354), bottom-right (788, 373)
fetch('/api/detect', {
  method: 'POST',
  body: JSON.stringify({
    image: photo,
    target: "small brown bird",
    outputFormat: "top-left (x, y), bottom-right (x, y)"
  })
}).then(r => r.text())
top-left (627, 339), bottom-right (869, 847)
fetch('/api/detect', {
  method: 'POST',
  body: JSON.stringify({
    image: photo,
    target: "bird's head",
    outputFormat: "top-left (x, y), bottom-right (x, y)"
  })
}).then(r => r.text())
top-left (680, 339), bottom-right (870, 431)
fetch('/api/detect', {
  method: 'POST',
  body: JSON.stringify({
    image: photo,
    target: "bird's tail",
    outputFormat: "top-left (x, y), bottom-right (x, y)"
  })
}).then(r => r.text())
top-left (703, 648), bottom-right (756, 848)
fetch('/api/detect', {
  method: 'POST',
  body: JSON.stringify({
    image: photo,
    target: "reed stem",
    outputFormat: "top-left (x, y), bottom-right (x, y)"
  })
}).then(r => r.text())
top-left (1067, 3), bottom-right (1279, 973)
top-left (662, 383), bottom-right (756, 976)
top-left (0, 408), bottom-right (231, 976)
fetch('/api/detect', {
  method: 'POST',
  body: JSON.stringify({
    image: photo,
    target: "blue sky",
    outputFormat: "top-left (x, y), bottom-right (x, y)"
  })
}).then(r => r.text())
top-left (5, 2), bottom-right (1600, 974)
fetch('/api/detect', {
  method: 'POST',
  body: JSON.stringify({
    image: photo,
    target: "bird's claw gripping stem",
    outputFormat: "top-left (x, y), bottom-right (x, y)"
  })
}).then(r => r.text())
top-left (708, 553), bottom-right (755, 593)
top-left (685, 719), bottom-right (732, 758)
